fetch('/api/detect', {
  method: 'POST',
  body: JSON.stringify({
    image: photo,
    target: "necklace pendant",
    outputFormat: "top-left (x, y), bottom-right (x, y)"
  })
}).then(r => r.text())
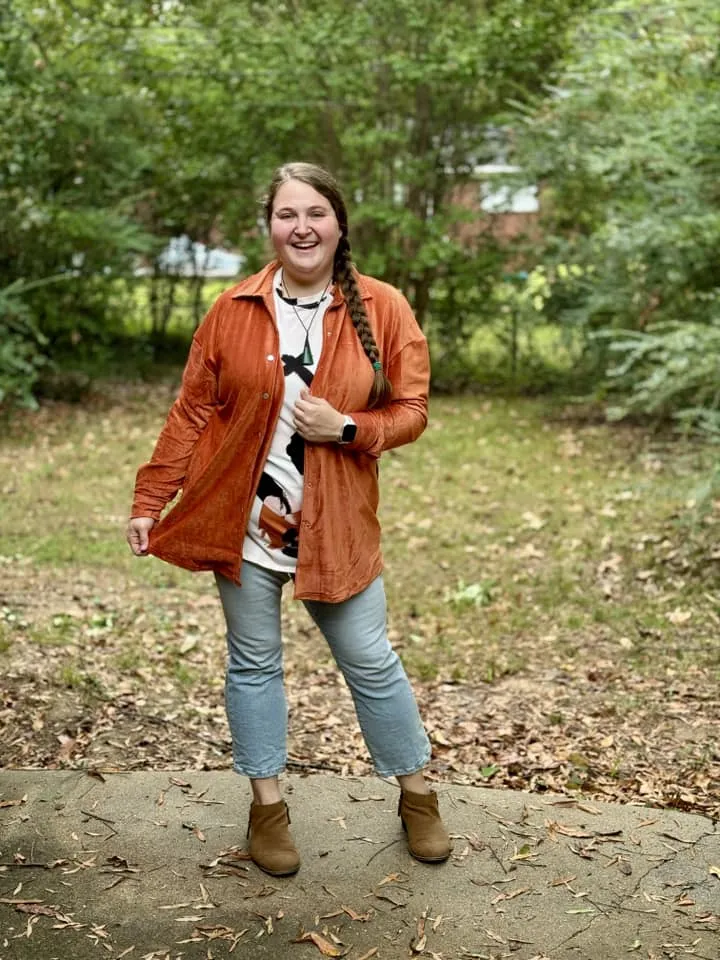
top-left (302, 335), bottom-right (314, 366)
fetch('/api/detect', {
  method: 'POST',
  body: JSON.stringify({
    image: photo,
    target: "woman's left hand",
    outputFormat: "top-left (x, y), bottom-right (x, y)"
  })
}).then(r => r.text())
top-left (293, 389), bottom-right (345, 443)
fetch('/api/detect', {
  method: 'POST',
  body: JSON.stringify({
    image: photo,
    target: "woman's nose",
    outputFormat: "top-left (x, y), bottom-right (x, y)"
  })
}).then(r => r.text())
top-left (293, 217), bottom-right (312, 235)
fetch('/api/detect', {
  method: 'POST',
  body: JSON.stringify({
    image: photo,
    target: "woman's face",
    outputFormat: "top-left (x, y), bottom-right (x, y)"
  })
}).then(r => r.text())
top-left (269, 178), bottom-right (341, 290)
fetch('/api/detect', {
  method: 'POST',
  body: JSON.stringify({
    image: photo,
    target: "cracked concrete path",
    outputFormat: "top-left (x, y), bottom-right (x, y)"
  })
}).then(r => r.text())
top-left (0, 771), bottom-right (718, 960)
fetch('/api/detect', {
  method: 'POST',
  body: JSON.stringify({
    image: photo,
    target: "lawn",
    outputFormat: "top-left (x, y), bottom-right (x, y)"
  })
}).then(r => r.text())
top-left (1, 381), bottom-right (718, 817)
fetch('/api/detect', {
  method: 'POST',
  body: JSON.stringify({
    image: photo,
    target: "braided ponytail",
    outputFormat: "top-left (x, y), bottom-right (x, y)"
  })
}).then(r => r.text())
top-left (265, 162), bottom-right (393, 409)
top-left (333, 237), bottom-right (392, 409)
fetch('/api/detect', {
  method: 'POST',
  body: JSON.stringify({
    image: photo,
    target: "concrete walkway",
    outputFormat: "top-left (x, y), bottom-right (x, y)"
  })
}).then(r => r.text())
top-left (0, 771), bottom-right (717, 960)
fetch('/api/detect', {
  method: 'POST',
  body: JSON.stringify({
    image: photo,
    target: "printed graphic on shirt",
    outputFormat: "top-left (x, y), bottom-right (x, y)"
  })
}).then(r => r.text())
top-left (253, 352), bottom-right (310, 561)
top-left (255, 469), bottom-right (300, 558)
top-left (242, 272), bottom-right (332, 572)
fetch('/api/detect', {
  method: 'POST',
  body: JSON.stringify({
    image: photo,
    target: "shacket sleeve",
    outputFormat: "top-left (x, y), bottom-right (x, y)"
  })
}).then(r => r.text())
top-left (347, 290), bottom-right (429, 458)
top-left (130, 304), bottom-right (220, 520)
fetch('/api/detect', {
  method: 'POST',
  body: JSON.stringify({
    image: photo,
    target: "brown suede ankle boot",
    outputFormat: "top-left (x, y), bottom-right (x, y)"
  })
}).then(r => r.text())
top-left (246, 800), bottom-right (300, 877)
top-left (398, 789), bottom-right (451, 863)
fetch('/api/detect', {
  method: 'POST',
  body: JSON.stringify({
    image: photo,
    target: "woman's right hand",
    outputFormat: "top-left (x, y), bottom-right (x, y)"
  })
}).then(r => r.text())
top-left (126, 517), bottom-right (156, 556)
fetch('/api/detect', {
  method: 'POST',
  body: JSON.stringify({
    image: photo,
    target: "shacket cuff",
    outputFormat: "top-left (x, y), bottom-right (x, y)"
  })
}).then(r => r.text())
top-left (345, 410), bottom-right (382, 458)
top-left (130, 499), bottom-right (164, 522)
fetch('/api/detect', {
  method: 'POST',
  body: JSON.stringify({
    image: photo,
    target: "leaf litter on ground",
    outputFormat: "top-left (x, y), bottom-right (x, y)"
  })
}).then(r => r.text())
top-left (0, 388), bottom-right (718, 819)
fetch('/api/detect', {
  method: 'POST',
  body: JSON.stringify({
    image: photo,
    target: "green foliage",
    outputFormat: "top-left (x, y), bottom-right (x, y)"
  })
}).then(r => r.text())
top-left (602, 321), bottom-right (720, 502)
top-left (515, 0), bottom-right (720, 424)
top-left (446, 579), bottom-right (496, 610)
top-left (1, 0), bottom-right (587, 405)
top-left (0, 1), bottom-right (157, 355)
top-left (604, 322), bottom-right (720, 425)
top-left (0, 279), bottom-right (51, 408)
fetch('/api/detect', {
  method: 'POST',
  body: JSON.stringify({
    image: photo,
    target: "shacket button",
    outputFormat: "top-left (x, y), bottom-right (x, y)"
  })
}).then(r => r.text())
top-left (262, 392), bottom-right (270, 400)
top-left (267, 354), bottom-right (274, 361)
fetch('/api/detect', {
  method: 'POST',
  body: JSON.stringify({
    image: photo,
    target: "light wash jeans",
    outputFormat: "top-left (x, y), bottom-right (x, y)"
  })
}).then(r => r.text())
top-left (215, 561), bottom-right (431, 779)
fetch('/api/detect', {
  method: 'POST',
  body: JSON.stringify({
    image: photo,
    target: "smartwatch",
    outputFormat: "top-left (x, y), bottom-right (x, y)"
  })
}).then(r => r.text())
top-left (338, 415), bottom-right (357, 444)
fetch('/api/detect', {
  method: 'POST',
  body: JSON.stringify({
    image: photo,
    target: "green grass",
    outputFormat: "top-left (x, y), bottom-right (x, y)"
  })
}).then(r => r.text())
top-left (58, 664), bottom-right (105, 696)
top-left (1, 384), bottom-right (718, 688)
top-left (2, 380), bottom-right (718, 817)
top-left (376, 395), bottom-right (719, 681)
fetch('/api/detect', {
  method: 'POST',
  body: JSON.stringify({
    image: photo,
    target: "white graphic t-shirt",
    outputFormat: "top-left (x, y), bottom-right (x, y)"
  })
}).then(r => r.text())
top-left (242, 269), bottom-right (333, 572)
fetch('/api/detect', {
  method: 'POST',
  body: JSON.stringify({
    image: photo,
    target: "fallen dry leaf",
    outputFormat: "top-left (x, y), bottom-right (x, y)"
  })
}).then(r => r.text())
top-left (411, 906), bottom-right (428, 953)
top-left (293, 930), bottom-right (347, 957)
top-left (15, 904), bottom-right (56, 917)
top-left (666, 608), bottom-right (692, 625)
top-left (545, 820), bottom-right (596, 840)
top-left (492, 886), bottom-right (531, 904)
top-left (550, 875), bottom-right (577, 887)
top-left (341, 905), bottom-right (372, 922)
top-left (374, 889), bottom-right (408, 908)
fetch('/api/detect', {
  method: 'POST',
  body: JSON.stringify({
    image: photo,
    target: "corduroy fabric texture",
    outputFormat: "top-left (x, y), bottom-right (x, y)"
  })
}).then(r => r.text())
top-left (131, 261), bottom-right (430, 603)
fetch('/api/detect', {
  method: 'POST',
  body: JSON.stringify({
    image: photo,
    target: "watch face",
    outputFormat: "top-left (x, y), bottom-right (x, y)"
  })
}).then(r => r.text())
top-left (342, 422), bottom-right (357, 443)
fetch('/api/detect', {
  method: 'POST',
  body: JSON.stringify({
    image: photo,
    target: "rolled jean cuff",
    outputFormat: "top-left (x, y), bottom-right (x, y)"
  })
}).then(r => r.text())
top-left (374, 748), bottom-right (431, 779)
top-left (232, 762), bottom-right (287, 779)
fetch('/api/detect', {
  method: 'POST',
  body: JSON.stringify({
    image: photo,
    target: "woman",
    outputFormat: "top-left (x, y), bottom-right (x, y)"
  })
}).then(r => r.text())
top-left (127, 162), bottom-right (450, 876)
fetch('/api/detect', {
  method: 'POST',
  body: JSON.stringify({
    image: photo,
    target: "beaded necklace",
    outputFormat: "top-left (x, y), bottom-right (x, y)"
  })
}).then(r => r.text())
top-left (278, 273), bottom-right (332, 365)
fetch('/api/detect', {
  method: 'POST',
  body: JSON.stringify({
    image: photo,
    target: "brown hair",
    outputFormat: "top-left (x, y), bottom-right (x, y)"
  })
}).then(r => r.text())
top-left (264, 162), bottom-right (392, 409)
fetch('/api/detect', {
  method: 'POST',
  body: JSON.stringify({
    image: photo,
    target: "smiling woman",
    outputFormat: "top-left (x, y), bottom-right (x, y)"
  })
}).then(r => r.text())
top-left (269, 180), bottom-right (341, 295)
top-left (125, 162), bottom-right (451, 877)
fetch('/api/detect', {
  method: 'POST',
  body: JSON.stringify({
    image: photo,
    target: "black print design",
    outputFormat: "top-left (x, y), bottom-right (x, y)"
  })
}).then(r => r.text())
top-left (286, 431), bottom-right (305, 476)
top-left (256, 472), bottom-right (291, 515)
top-left (252, 333), bottom-right (316, 561)
top-left (282, 350), bottom-right (314, 388)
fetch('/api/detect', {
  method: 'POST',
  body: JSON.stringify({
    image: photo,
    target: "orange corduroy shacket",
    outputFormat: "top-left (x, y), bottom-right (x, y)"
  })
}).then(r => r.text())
top-left (131, 261), bottom-right (430, 602)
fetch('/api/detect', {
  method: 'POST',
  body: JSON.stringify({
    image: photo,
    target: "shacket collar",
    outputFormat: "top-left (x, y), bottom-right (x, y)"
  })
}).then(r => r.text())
top-left (230, 259), bottom-right (374, 307)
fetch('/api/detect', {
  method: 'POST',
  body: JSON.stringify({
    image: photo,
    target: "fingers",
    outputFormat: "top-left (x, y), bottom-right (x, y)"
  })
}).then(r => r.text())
top-left (292, 397), bottom-right (344, 443)
top-left (126, 518), bottom-right (154, 556)
top-left (293, 395), bottom-right (321, 435)
top-left (127, 530), bottom-right (145, 557)
top-left (294, 393), bottom-right (320, 415)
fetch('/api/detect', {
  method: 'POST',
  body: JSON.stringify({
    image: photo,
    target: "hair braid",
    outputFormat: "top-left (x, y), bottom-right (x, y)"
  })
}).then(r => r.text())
top-left (334, 237), bottom-right (393, 409)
